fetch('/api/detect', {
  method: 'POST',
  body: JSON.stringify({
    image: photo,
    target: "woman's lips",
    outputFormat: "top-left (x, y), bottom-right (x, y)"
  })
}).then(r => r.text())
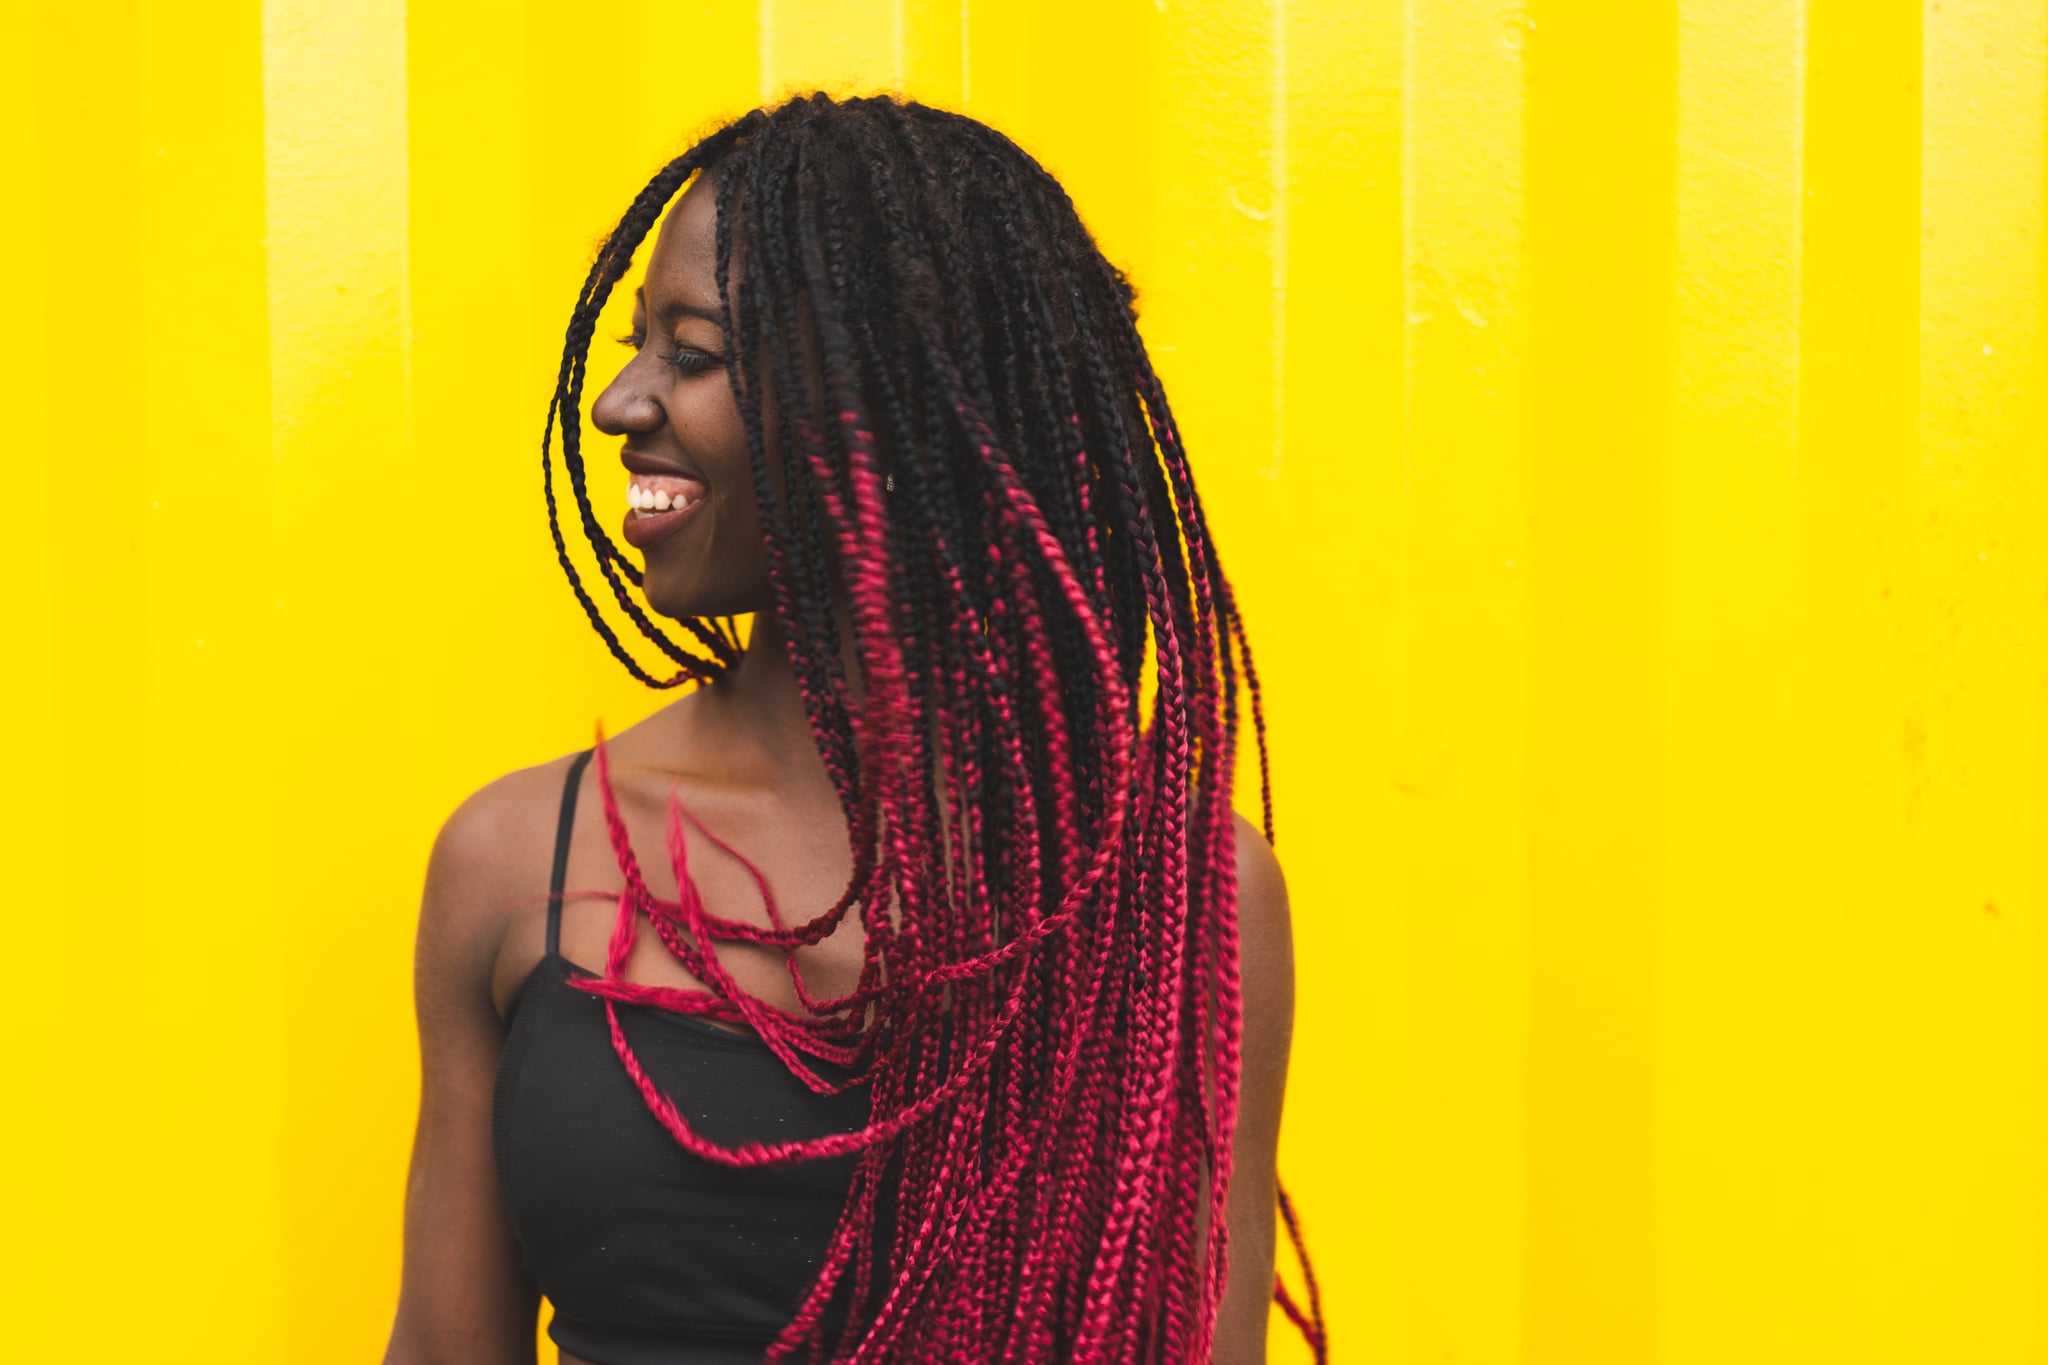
top-left (620, 472), bottom-right (708, 549)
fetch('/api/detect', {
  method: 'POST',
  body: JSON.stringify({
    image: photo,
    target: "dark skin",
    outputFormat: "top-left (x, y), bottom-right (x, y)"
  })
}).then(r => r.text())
top-left (383, 170), bottom-right (1295, 1365)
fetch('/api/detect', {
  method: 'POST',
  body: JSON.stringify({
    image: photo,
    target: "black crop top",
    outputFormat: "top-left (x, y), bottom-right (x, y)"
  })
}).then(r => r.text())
top-left (492, 749), bottom-right (872, 1364)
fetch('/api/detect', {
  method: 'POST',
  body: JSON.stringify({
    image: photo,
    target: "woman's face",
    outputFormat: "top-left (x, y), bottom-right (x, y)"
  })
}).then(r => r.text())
top-left (590, 171), bottom-right (774, 621)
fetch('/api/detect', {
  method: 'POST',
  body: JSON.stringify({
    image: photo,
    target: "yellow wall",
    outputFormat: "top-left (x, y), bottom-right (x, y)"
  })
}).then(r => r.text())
top-left (5, 0), bottom-right (2045, 1361)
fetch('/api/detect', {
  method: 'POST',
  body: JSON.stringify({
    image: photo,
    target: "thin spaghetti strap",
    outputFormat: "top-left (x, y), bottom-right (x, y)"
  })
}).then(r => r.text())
top-left (547, 749), bottom-right (595, 956)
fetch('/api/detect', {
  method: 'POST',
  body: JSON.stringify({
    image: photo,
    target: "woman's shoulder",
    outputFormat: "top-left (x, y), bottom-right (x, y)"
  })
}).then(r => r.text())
top-left (432, 748), bottom-right (591, 889)
top-left (1229, 810), bottom-right (1294, 1041)
top-left (1229, 811), bottom-right (1286, 921)
top-left (415, 747), bottom-right (595, 1018)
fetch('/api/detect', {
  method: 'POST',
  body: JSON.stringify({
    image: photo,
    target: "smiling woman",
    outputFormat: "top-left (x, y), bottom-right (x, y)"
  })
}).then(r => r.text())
top-left (383, 91), bottom-right (1324, 1365)
top-left (599, 179), bottom-right (767, 613)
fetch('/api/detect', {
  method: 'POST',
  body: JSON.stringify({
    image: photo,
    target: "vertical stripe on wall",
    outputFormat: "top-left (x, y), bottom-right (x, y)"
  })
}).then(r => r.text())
top-left (1263, 0), bottom-right (1403, 1354)
top-left (1796, 1), bottom-right (1927, 1348)
top-left (1523, 2), bottom-right (1671, 1361)
top-left (1906, 0), bottom-right (2042, 1356)
top-left (1399, 3), bottom-right (1529, 1364)
top-left (137, 2), bottom-right (288, 1360)
top-left (261, 2), bottom-right (413, 1358)
top-left (4, 5), bottom-right (58, 1341)
top-left (1662, 2), bottom-right (1805, 1362)
top-left (20, 0), bottom-right (149, 1344)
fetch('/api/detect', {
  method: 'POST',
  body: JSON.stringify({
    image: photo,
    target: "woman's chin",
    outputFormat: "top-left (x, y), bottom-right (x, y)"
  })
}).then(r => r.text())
top-left (635, 564), bottom-right (695, 619)
top-left (642, 580), bottom-right (750, 625)
top-left (644, 591), bottom-right (708, 623)
top-left (639, 556), bottom-right (774, 625)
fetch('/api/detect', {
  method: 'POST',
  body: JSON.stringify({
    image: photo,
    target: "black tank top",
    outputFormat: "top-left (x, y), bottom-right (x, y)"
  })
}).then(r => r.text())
top-left (492, 749), bottom-right (873, 1364)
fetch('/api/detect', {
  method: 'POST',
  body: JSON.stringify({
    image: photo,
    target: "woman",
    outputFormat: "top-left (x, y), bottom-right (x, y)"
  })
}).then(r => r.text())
top-left (385, 93), bottom-right (1321, 1365)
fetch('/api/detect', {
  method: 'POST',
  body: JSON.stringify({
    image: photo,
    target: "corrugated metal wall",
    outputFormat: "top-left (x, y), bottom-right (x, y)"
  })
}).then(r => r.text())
top-left (4, 1), bottom-right (2044, 1361)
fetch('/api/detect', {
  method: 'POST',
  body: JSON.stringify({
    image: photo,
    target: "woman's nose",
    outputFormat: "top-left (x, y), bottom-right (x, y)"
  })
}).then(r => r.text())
top-left (591, 363), bottom-right (664, 436)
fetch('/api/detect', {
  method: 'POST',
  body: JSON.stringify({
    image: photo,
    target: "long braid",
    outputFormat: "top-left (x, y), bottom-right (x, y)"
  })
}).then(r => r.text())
top-left (542, 91), bottom-right (1324, 1363)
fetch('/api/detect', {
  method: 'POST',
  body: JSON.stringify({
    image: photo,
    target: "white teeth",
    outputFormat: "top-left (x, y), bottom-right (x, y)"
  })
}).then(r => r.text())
top-left (627, 480), bottom-right (697, 514)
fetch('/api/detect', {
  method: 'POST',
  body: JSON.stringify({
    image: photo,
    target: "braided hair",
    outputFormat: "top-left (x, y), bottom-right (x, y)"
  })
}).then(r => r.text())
top-left (541, 91), bottom-right (1326, 1364)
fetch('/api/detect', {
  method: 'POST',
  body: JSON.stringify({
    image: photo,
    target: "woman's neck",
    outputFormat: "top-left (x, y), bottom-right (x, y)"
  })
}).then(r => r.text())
top-left (691, 606), bottom-right (855, 806)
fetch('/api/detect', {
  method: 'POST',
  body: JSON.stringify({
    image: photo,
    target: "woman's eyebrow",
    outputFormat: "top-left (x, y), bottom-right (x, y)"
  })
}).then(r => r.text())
top-left (634, 285), bottom-right (726, 327)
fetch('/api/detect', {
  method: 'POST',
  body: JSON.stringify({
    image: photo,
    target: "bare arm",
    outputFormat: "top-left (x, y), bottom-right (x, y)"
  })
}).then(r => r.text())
top-left (384, 782), bottom-right (547, 1365)
top-left (1208, 811), bottom-right (1297, 1364)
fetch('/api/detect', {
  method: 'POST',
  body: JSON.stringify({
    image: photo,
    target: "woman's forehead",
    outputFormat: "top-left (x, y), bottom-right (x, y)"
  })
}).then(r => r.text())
top-left (645, 174), bottom-right (721, 301)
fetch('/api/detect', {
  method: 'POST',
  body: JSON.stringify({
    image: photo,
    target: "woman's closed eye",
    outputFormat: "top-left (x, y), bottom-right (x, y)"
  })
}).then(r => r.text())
top-left (615, 332), bottom-right (725, 376)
